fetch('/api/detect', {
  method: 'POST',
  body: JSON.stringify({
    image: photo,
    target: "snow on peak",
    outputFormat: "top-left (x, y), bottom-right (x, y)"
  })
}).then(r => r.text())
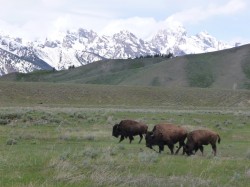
top-left (113, 30), bottom-right (138, 41)
top-left (0, 25), bottom-right (234, 76)
top-left (78, 28), bottom-right (97, 39)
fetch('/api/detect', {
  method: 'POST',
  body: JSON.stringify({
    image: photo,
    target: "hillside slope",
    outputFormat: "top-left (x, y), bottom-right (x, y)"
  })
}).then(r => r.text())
top-left (1, 44), bottom-right (250, 89)
top-left (0, 81), bottom-right (249, 107)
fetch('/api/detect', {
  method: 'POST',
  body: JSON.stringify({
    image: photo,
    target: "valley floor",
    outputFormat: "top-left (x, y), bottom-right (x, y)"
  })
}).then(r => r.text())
top-left (0, 106), bottom-right (250, 187)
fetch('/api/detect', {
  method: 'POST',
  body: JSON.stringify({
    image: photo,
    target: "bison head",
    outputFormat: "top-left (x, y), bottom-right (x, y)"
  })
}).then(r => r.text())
top-left (112, 124), bottom-right (120, 138)
top-left (145, 131), bottom-right (155, 149)
top-left (183, 144), bottom-right (194, 156)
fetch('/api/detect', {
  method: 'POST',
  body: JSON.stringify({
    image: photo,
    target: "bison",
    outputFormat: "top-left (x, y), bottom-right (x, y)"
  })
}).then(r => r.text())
top-left (112, 120), bottom-right (148, 143)
top-left (184, 129), bottom-right (221, 156)
top-left (145, 123), bottom-right (187, 154)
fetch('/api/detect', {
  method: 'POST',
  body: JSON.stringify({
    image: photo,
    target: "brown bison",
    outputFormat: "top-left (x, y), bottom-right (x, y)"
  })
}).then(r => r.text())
top-left (184, 129), bottom-right (221, 156)
top-left (145, 123), bottom-right (187, 154)
top-left (112, 120), bottom-right (148, 143)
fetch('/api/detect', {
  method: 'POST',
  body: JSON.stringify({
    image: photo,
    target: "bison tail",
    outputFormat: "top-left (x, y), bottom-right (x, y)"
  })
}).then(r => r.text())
top-left (217, 134), bottom-right (221, 144)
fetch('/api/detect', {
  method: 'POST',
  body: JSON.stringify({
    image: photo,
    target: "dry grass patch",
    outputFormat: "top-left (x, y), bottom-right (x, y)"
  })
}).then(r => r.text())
top-left (89, 165), bottom-right (213, 187)
top-left (49, 159), bottom-right (86, 184)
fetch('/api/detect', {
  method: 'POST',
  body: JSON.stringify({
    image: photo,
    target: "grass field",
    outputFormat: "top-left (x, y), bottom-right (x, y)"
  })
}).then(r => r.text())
top-left (0, 107), bottom-right (250, 187)
top-left (0, 82), bottom-right (250, 108)
top-left (0, 81), bottom-right (250, 186)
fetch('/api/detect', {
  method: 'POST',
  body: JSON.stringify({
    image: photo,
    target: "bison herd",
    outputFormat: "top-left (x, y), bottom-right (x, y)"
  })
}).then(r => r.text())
top-left (112, 119), bottom-right (221, 156)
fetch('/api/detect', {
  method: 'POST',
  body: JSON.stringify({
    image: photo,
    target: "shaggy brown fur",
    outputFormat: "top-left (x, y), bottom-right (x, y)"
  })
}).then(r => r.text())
top-left (112, 120), bottom-right (148, 143)
top-left (184, 129), bottom-right (221, 156)
top-left (145, 123), bottom-right (187, 154)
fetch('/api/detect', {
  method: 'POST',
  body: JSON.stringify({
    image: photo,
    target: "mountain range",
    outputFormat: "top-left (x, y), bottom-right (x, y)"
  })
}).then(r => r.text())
top-left (2, 43), bottom-right (249, 90)
top-left (0, 23), bottom-right (234, 76)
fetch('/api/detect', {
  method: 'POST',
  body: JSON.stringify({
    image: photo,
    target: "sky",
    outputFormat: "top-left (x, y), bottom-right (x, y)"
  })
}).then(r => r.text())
top-left (0, 0), bottom-right (249, 44)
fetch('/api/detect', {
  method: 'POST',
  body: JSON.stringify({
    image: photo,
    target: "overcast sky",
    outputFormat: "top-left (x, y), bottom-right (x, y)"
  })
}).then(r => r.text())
top-left (0, 0), bottom-right (249, 44)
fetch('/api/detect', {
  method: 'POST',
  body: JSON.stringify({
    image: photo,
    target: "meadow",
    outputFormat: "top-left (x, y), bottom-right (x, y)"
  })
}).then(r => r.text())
top-left (0, 78), bottom-right (249, 186)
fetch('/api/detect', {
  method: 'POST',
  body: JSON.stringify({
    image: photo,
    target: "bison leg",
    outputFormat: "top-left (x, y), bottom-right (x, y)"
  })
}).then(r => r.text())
top-left (159, 144), bottom-right (164, 153)
top-left (167, 144), bottom-right (174, 155)
top-left (119, 135), bottom-right (125, 143)
top-left (182, 147), bottom-right (185, 155)
top-left (199, 146), bottom-right (204, 156)
top-left (138, 134), bottom-right (143, 143)
top-left (192, 144), bottom-right (200, 155)
top-left (129, 136), bottom-right (134, 144)
top-left (175, 146), bottom-right (181, 155)
top-left (211, 144), bottom-right (217, 156)
top-left (175, 141), bottom-right (185, 155)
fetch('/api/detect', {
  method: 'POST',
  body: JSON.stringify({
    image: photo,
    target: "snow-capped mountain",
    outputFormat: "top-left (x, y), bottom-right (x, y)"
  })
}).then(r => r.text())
top-left (150, 23), bottom-right (231, 56)
top-left (0, 24), bottom-right (233, 76)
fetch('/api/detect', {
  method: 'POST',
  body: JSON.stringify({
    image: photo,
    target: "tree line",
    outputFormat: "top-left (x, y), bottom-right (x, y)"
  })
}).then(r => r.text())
top-left (135, 52), bottom-right (174, 59)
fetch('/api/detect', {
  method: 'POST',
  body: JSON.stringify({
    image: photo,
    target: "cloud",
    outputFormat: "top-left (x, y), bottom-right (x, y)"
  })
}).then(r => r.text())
top-left (101, 17), bottom-right (157, 39)
top-left (41, 0), bottom-right (67, 7)
top-left (97, 0), bottom-right (248, 40)
top-left (218, 0), bottom-right (246, 14)
top-left (0, 0), bottom-right (248, 44)
top-left (100, 17), bottom-right (183, 39)
top-left (170, 0), bottom-right (247, 24)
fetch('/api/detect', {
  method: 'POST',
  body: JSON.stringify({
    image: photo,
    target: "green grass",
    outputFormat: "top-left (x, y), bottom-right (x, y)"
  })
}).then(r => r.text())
top-left (0, 107), bottom-right (250, 186)
top-left (242, 60), bottom-right (250, 79)
top-left (0, 82), bottom-right (250, 108)
top-left (242, 57), bottom-right (250, 89)
top-left (186, 59), bottom-right (215, 88)
top-left (1, 58), bottom-right (164, 84)
top-left (15, 70), bottom-right (55, 81)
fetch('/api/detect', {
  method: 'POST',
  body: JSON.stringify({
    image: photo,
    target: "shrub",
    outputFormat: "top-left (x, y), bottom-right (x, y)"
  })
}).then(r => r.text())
top-left (60, 152), bottom-right (70, 161)
top-left (0, 113), bottom-right (22, 120)
top-left (193, 118), bottom-right (202, 124)
top-left (84, 135), bottom-right (95, 141)
top-left (246, 169), bottom-right (250, 178)
top-left (109, 148), bottom-right (118, 156)
top-left (117, 144), bottom-right (125, 151)
top-left (49, 118), bottom-right (61, 124)
top-left (0, 119), bottom-right (9, 125)
top-left (6, 139), bottom-right (17, 145)
top-left (242, 59), bottom-right (250, 79)
top-left (138, 151), bottom-right (158, 163)
top-left (246, 150), bottom-right (250, 159)
top-left (82, 147), bottom-right (100, 159)
top-left (74, 113), bottom-right (87, 119)
top-left (186, 60), bottom-right (215, 88)
top-left (106, 116), bottom-right (114, 124)
top-left (151, 77), bottom-right (161, 86)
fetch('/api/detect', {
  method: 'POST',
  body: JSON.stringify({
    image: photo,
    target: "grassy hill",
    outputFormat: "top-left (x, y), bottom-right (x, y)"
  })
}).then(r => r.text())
top-left (1, 44), bottom-right (250, 89)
